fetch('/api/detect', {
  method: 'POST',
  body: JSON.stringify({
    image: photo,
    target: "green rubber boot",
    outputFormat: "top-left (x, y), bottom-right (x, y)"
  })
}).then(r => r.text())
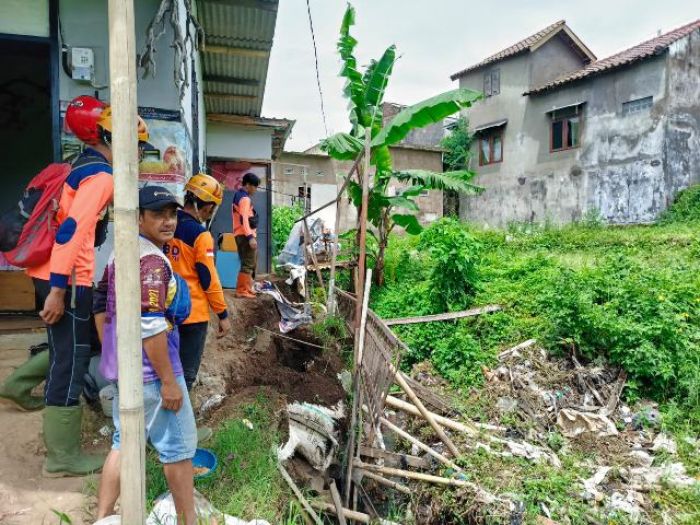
top-left (0, 350), bottom-right (49, 411)
top-left (42, 406), bottom-right (105, 477)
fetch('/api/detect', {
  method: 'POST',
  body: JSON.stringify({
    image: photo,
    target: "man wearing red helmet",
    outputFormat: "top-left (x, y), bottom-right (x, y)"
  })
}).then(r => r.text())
top-left (22, 95), bottom-right (149, 477)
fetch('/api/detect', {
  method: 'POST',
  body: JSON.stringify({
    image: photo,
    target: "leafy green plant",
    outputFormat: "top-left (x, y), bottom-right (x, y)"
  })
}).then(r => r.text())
top-left (441, 115), bottom-right (473, 172)
top-left (51, 510), bottom-right (73, 524)
top-left (320, 3), bottom-right (483, 286)
top-left (659, 184), bottom-right (700, 224)
top-left (272, 203), bottom-right (304, 257)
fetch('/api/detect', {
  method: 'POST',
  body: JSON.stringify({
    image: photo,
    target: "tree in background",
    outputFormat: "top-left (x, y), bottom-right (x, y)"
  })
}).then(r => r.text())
top-left (320, 4), bottom-right (483, 286)
top-left (441, 116), bottom-right (474, 217)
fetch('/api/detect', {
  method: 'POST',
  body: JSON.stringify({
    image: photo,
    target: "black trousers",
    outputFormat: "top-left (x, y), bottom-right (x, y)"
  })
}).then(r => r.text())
top-left (178, 321), bottom-right (209, 391)
top-left (34, 278), bottom-right (93, 407)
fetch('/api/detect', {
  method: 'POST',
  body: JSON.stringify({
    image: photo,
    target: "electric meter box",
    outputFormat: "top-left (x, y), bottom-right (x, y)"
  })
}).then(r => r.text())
top-left (70, 47), bottom-right (94, 81)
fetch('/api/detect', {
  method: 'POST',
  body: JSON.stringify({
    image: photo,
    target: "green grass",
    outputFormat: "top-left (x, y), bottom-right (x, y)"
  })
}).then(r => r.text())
top-left (146, 392), bottom-right (306, 523)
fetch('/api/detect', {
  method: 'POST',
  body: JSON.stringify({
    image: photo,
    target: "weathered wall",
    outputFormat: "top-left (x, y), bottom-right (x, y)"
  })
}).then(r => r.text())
top-left (459, 34), bottom-right (699, 227)
top-left (529, 34), bottom-right (588, 88)
top-left (382, 102), bottom-right (445, 148)
top-left (664, 30), bottom-right (700, 199)
top-left (272, 152), bottom-right (336, 207)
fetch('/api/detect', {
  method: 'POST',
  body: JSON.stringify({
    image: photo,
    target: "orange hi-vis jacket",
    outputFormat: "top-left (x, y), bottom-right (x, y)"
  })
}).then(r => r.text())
top-left (165, 209), bottom-right (229, 324)
top-left (232, 189), bottom-right (256, 239)
top-left (26, 148), bottom-right (113, 288)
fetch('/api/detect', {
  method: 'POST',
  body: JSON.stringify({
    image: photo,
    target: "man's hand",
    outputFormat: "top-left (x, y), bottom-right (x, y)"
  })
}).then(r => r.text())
top-left (40, 288), bottom-right (67, 325)
top-left (249, 238), bottom-right (258, 250)
top-left (160, 378), bottom-right (183, 412)
top-left (217, 317), bottom-right (231, 338)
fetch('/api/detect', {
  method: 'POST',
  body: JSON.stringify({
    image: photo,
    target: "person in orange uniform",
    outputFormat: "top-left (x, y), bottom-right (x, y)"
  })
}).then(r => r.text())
top-left (232, 172), bottom-right (261, 298)
top-left (26, 95), bottom-right (149, 477)
top-left (165, 173), bottom-right (231, 440)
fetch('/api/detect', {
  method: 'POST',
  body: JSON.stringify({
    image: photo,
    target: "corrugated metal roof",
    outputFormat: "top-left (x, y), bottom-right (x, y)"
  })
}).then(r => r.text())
top-left (199, 0), bottom-right (278, 116)
top-left (526, 19), bottom-right (700, 95)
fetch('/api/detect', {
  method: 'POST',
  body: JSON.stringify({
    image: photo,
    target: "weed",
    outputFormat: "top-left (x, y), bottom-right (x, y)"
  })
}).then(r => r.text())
top-left (50, 510), bottom-right (73, 524)
top-left (146, 392), bottom-right (299, 522)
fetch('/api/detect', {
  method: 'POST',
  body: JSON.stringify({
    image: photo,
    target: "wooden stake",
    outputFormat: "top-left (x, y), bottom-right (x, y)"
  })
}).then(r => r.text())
top-left (392, 368), bottom-right (461, 457)
top-left (278, 462), bottom-right (324, 525)
top-left (108, 1), bottom-right (145, 523)
top-left (385, 395), bottom-right (479, 435)
top-left (329, 480), bottom-right (347, 525)
top-left (378, 415), bottom-right (462, 472)
top-left (383, 305), bottom-right (502, 326)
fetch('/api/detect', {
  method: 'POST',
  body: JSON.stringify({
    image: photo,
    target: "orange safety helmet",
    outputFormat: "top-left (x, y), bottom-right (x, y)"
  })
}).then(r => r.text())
top-left (98, 107), bottom-right (150, 143)
top-left (185, 173), bottom-right (223, 206)
top-left (64, 95), bottom-right (149, 145)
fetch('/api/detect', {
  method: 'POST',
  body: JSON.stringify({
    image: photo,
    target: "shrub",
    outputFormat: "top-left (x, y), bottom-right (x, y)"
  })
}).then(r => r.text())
top-left (659, 184), bottom-right (700, 224)
top-left (271, 203), bottom-right (304, 256)
top-left (419, 218), bottom-right (482, 311)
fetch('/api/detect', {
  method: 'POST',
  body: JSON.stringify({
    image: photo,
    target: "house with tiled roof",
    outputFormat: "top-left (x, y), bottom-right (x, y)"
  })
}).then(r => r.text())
top-left (451, 19), bottom-right (700, 226)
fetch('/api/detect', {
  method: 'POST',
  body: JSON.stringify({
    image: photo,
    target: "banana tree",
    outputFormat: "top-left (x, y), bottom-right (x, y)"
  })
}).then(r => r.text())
top-left (321, 3), bottom-right (483, 286)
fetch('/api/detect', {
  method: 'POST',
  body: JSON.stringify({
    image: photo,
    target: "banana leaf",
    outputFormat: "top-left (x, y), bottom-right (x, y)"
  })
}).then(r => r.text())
top-left (373, 88), bottom-right (482, 147)
top-left (392, 213), bottom-right (423, 235)
top-left (337, 4), bottom-right (367, 127)
top-left (393, 169), bottom-right (483, 194)
top-left (320, 132), bottom-right (363, 160)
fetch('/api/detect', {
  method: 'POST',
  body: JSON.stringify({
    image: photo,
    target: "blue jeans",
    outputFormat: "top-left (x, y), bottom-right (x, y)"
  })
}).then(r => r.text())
top-left (112, 375), bottom-right (196, 464)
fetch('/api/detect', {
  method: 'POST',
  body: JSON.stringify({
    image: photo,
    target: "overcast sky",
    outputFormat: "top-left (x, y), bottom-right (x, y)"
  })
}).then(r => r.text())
top-left (263, 1), bottom-right (698, 151)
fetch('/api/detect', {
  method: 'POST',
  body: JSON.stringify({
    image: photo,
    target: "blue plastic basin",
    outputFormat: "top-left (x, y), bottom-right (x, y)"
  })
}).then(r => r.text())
top-left (192, 448), bottom-right (218, 479)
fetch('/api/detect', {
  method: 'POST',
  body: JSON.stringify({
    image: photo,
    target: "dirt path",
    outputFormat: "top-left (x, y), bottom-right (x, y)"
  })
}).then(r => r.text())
top-left (0, 331), bottom-right (94, 525)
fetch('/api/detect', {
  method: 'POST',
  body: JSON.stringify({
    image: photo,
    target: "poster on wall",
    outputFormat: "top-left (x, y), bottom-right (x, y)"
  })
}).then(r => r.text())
top-left (60, 102), bottom-right (192, 204)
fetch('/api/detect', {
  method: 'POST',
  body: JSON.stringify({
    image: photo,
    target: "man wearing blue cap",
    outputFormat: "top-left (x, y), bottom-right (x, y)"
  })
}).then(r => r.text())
top-left (94, 186), bottom-right (197, 525)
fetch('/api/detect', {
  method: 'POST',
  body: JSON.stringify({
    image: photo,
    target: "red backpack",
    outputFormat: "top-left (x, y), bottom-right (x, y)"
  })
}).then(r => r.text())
top-left (0, 163), bottom-right (71, 268)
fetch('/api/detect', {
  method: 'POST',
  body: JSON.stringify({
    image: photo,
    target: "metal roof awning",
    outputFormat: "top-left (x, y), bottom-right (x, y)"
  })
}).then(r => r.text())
top-left (473, 119), bottom-right (508, 133)
top-left (199, 0), bottom-right (279, 117)
top-left (545, 101), bottom-right (586, 114)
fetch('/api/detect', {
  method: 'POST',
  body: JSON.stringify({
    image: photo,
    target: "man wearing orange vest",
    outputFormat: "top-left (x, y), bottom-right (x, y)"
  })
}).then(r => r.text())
top-left (165, 173), bottom-right (230, 438)
top-left (24, 96), bottom-right (149, 477)
top-left (232, 172), bottom-right (260, 298)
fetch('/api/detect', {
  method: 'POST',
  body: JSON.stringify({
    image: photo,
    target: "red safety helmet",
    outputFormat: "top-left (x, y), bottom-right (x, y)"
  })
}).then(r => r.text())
top-left (64, 95), bottom-right (150, 145)
top-left (64, 95), bottom-right (108, 145)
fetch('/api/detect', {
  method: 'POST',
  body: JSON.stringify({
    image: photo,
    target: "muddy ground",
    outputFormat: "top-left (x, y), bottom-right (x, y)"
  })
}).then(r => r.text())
top-left (0, 288), bottom-right (346, 524)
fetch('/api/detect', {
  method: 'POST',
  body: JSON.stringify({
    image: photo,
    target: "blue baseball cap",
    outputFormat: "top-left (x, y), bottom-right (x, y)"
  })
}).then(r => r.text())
top-left (138, 186), bottom-right (182, 211)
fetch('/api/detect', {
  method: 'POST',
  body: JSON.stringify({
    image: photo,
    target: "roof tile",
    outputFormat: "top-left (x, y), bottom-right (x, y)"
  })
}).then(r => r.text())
top-left (526, 19), bottom-right (700, 94)
top-left (450, 20), bottom-right (567, 79)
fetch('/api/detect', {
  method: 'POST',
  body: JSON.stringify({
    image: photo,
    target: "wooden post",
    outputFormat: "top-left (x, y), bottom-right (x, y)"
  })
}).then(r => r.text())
top-left (108, 0), bottom-right (145, 523)
top-left (329, 480), bottom-right (348, 525)
top-left (303, 219), bottom-right (325, 288)
top-left (278, 462), bottom-right (324, 525)
top-left (355, 468), bottom-right (411, 495)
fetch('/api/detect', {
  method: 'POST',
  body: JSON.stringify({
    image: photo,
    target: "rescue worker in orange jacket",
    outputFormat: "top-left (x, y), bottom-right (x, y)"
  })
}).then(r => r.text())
top-left (232, 172), bottom-right (260, 298)
top-left (26, 95), bottom-right (149, 477)
top-left (165, 173), bottom-right (231, 418)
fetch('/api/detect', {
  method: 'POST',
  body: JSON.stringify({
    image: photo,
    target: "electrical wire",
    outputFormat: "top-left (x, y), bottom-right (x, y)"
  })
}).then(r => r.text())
top-left (305, 0), bottom-right (329, 137)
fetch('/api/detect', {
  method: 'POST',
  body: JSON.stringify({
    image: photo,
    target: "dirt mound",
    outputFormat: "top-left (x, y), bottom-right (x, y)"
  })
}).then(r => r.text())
top-left (194, 290), bottom-right (346, 421)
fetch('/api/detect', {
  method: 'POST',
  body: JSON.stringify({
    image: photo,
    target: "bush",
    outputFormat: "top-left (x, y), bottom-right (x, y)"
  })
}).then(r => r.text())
top-left (419, 218), bottom-right (482, 311)
top-left (272, 203), bottom-right (304, 256)
top-left (660, 185), bottom-right (700, 224)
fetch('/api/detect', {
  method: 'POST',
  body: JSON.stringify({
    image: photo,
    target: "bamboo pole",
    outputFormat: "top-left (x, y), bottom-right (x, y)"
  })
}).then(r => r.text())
top-left (108, 0), bottom-right (145, 523)
top-left (327, 152), bottom-right (363, 314)
top-left (303, 219), bottom-right (325, 288)
top-left (385, 395), bottom-right (505, 434)
top-left (378, 416), bottom-right (462, 472)
top-left (329, 480), bottom-right (347, 525)
top-left (310, 502), bottom-right (401, 525)
top-left (355, 468), bottom-right (411, 495)
top-left (352, 460), bottom-right (468, 487)
top-left (392, 368), bottom-right (461, 457)
top-left (343, 130), bottom-right (372, 506)
top-left (278, 462), bottom-right (324, 525)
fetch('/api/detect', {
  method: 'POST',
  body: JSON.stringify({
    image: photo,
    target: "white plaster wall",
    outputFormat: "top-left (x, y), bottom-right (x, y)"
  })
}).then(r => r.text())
top-left (207, 122), bottom-right (273, 160)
